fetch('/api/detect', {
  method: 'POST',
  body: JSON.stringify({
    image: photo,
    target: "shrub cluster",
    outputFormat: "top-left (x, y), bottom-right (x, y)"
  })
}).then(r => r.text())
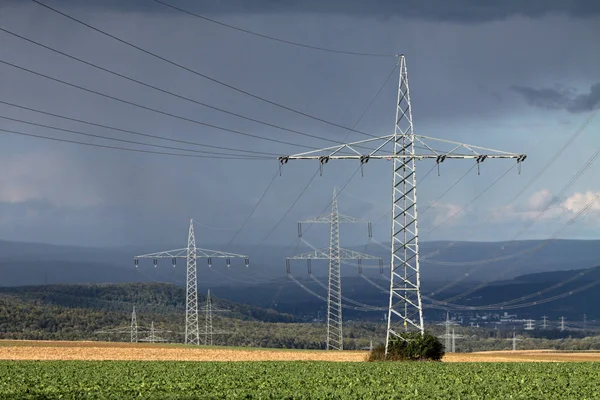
top-left (368, 331), bottom-right (444, 361)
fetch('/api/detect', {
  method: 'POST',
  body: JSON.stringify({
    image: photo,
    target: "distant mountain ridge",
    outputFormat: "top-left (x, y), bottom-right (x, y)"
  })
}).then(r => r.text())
top-left (1, 238), bottom-right (599, 288)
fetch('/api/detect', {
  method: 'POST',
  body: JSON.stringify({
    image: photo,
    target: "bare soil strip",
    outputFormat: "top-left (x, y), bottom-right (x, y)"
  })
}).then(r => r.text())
top-left (444, 350), bottom-right (600, 363)
top-left (1, 341), bottom-right (600, 362)
top-left (0, 341), bottom-right (367, 362)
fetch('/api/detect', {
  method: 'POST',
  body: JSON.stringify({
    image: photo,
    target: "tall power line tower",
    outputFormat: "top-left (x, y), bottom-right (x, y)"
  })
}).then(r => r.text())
top-left (542, 315), bottom-right (548, 329)
top-left (131, 306), bottom-right (138, 343)
top-left (278, 55), bottom-right (527, 354)
top-left (134, 219), bottom-right (249, 345)
top-left (560, 316), bottom-right (566, 331)
top-left (287, 188), bottom-right (381, 350)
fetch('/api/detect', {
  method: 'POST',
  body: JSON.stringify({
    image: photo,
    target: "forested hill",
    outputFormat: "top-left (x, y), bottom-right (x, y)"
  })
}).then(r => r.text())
top-left (0, 283), bottom-right (296, 341)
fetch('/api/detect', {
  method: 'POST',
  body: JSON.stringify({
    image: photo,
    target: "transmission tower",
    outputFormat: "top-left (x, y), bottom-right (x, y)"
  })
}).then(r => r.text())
top-left (438, 312), bottom-right (460, 352)
top-left (138, 321), bottom-right (169, 343)
top-left (131, 306), bottom-right (138, 343)
top-left (507, 331), bottom-right (523, 351)
top-left (202, 289), bottom-right (231, 346)
top-left (524, 319), bottom-right (535, 330)
top-left (287, 188), bottom-right (381, 350)
top-left (278, 55), bottom-right (526, 355)
top-left (451, 328), bottom-right (464, 353)
top-left (134, 219), bottom-right (249, 345)
top-left (560, 316), bottom-right (566, 331)
top-left (542, 315), bottom-right (548, 329)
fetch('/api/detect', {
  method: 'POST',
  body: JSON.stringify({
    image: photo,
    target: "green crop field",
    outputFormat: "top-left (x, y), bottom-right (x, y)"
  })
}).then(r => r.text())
top-left (1, 361), bottom-right (599, 399)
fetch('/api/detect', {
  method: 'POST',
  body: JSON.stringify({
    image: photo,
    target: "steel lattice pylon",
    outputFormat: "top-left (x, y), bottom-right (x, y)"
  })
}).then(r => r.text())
top-left (278, 55), bottom-right (527, 355)
top-left (288, 188), bottom-right (380, 350)
top-left (185, 221), bottom-right (199, 344)
top-left (327, 189), bottom-right (342, 350)
top-left (388, 55), bottom-right (422, 341)
top-left (204, 289), bottom-right (213, 346)
top-left (134, 219), bottom-right (249, 345)
top-left (131, 306), bottom-right (138, 343)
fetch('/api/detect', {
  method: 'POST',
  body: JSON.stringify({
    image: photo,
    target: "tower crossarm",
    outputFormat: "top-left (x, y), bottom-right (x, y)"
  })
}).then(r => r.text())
top-left (288, 248), bottom-right (381, 261)
top-left (279, 134), bottom-right (526, 163)
top-left (135, 248), bottom-right (248, 259)
top-left (301, 214), bottom-right (364, 224)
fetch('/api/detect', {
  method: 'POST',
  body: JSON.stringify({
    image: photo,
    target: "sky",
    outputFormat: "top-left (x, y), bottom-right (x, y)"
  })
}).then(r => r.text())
top-left (0, 0), bottom-right (599, 248)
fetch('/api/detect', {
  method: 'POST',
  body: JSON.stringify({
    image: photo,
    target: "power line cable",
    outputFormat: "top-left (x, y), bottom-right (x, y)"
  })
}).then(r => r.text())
top-left (0, 58), bottom-right (316, 150)
top-left (0, 26), bottom-right (368, 146)
top-left (228, 65), bottom-right (397, 250)
top-left (260, 167), bottom-right (321, 244)
top-left (0, 100), bottom-right (275, 156)
top-left (0, 114), bottom-right (267, 158)
top-left (436, 190), bottom-right (600, 305)
top-left (30, 0), bottom-right (383, 139)
top-left (340, 64), bottom-right (398, 142)
top-left (0, 127), bottom-right (266, 160)
top-left (419, 164), bottom-right (477, 215)
top-left (425, 163), bottom-right (518, 235)
top-left (227, 169), bottom-right (280, 245)
top-left (420, 107), bottom-right (599, 266)
top-left (150, 0), bottom-right (397, 58)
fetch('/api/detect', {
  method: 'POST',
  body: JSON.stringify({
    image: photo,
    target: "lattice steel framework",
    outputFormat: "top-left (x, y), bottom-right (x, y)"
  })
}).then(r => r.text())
top-left (278, 55), bottom-right (526, 355)
top-left (204, 289), bottom-right (213, 346)
top-left (201, 289), bottom-right (231, 346)
top-left (288, 188), bottom-right (379, 350)
top-left (134, 219), bottom-right (249, 345)
top-left (131, 306), bottom-right (138, 343)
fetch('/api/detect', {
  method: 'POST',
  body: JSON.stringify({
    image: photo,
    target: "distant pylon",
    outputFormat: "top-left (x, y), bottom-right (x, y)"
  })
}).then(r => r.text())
top-left (134, 219), bottom-right (249, 345)
top-left (542, 315), bottom-right (548, 329)
top-left (524, 319), bottom-right (534, 330)
top-left (287, 189), bottom-right (380, 350)
top-left (507, 331), bottom-right (522, 351)
top-left (201, 289), bottom-right (231, 346)
top-left (560, 316), bottom-right (566, 331)
top-left (149, 321), bottom-right (156, 343)
top-left (444, 313), bottom-right (451, 351)
top-left (185, 221), bottom-right (200, 345)
top-left (204, 289), bottom-right (213, 346)
top-left (131, 306), bottom-right (138, 343)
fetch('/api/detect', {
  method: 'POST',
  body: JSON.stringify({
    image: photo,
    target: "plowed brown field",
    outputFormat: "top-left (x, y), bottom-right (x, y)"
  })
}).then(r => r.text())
top-left (1, 340), bottom-right (600, 362)
top-left (0, 340), bottom-right (367, 362)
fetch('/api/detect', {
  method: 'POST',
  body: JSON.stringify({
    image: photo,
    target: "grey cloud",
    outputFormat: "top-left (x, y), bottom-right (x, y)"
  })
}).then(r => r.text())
top-left (512, 83), bottom-right (600, 113)
top-left (10, 0), bottom-right (600, 21)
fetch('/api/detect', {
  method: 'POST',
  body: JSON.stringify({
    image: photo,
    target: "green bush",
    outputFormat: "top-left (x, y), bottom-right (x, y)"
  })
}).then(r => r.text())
top-left (368, 331), bottom-right (445, 361)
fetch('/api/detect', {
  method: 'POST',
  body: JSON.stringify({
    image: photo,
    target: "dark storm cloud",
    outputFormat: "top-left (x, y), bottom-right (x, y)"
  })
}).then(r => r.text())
top-left (512, 83), bottom-right (600, 113)
top-left (10, 0), bottom-right (600, 21)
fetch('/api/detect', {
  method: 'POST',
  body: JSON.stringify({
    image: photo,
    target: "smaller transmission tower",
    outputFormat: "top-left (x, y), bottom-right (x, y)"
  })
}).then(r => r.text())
top-left (202, 289), bottom-right (231, 346)
top-left (135, 219), bottom-right (249, 345)
top-left (507, 331), bottom-right (522, 351)
top-left (542, 315), bottom-right (548, 329)
top-left (438, 313), bottom-right (459, 352)
top-left (287, 189), bottom-right (380, 350)
top-left (131, 306), bottom-right (138, 343)
top-left (560, 316), bottom-right (566, 331)
top-left (205, 289), bottom-right (213, 345)
top-left (451, 328), bottom-right (464, 353)
top-left (583, 314), bottom-right (587, 330)
top-left (138, 321), bottom-right (169, 343)
top-left (524, 319), bottom-right (535, 331)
